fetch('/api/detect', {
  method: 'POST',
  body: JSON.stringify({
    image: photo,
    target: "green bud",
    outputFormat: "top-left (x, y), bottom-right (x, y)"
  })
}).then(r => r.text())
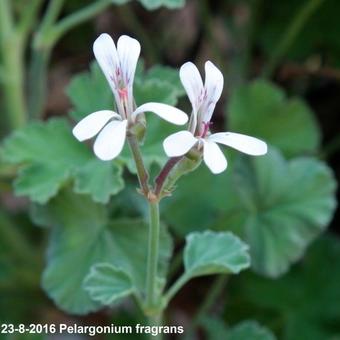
top-left (162, 154), bottom-right (202, 196)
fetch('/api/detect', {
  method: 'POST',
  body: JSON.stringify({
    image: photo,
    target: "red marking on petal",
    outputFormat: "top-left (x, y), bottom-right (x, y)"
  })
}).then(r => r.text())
top-left (200, 121), bottom-right (212, 138)
top-left (118, 88), bottom-right (128, 100)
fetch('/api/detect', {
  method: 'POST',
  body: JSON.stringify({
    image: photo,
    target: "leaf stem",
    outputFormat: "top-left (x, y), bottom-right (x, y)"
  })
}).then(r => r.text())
top-left (50, 0), bottom-right (112, 46)
top-left (38, 0), bottom-right (65, 36)
top-left (27, 0), bottom-right (64, 119)
top-left (16, 0), bottom-right (43, 39)
top-left (29, 0), bottom-right (112, 119)
top-left (0, 0), bottom-right (27, 129)
top-left (262, 0), bottom-right (325, 78)
top-left (163, 273), bottom-right (189, 306)
top-left (145, 201), bottom-right (161, 312)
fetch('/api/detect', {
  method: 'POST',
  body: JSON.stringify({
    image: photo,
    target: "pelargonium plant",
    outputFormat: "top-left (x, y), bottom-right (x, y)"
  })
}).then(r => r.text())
top-left (72, 33), bottom-right (267, 337)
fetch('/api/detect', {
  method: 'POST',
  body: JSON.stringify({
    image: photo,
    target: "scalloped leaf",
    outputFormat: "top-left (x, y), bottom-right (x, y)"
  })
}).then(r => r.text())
top-left (184, 231), bottom-right (250, 278)
top-left (228, 80), bottom-right (321, 157)
top-left (228, 235), bottom-right (340, 340)
top-left (216, 147), bottom-right (337, 277)
top-left (84, 264), bottom-right (135, 306)
top-left (38, 190), bottom-right (172, 314)
top-left (202, 318), bottom-right (276, 340)
top-left (137, 0), bottom-right (185, 10)
top-left (0, 119), bottom-right (124, 203)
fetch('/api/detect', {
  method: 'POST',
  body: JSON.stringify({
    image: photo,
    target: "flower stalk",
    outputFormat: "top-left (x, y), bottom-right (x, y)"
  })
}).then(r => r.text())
top-left (145, 201), bottom-right (161, 314)
top-left (154, 156), bottom-right (183, 197)
top-left (127, 132), bottom-right (150, 196)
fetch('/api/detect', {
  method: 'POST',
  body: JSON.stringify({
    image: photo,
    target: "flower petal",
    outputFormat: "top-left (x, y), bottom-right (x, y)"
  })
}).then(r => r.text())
top-left (209, 132), bottom-right (268, 155)
top-left (72, 110), bottom-right (120, 141)
top-left (117, 35), bottom-right (141, 88)
top-left (93, 33), bottom-right (119, 91)
top-left (132, 103), bottom-right (188, 125)
top-left (180, 62), bottom-right (204, 113)
top-left (93, 120), bottom-right (128, 161)
top-left (202, 61), bottom-right (224, 122)
top-left (163, 131), bottom-right (198, 157)
top-left (203, 140), bottom-right (227, 174)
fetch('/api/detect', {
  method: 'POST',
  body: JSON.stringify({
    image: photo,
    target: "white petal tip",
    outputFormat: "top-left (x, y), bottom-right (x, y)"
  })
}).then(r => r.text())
top-left (203, 141), bottom-right (228, 175)
top-left (163, 131), bottom-right (197, 157)
top-left (72, 127), bottom-right (85, 142)
top-left (209, 132), bottom-right (268, 156)
top-left (72, 110), bottom-right (119, 142)
top-left (210, 166), bottom-right (227, 175)
top-left (93, 120), bottom-right (127, 161)
top-left (133, 103), bottom-right (189, 125)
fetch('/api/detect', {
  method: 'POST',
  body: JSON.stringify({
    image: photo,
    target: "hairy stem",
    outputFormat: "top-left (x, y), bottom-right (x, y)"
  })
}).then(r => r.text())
top-left (148, 314), bottom-right (163, 340)
top-left (146, 201), bottom-right (161, 312)
top-left (127, 133), bottom-right (149, 196)
top-left (262, 0), bottom-right (325, 77)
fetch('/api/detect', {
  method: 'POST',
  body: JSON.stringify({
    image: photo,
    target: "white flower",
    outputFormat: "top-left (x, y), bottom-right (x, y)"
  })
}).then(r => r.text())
top-left (163, 61), bottom-right (267, 174)
top-left (72, 34), bottom-right (188, 161)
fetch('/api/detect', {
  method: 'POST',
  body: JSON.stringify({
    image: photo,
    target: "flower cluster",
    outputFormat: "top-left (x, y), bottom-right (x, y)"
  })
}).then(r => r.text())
top-left (163, 61), bottom-right (267, 173)
top-left (73, 33), bottom-right (267, 174)
top-left (72, 34), bottom-right (188, 160)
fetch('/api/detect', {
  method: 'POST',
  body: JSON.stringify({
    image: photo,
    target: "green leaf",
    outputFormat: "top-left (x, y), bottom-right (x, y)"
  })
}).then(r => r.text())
top-left (227, 234), bottom-right (340, 340)
top-left (216, 147), bottom-right (337, 277)
top-left (184, 231), bottom-right (250, 278)
top-left (228, 80), bottom-right (321, 157)
top-left (135, 64), bottom-right (185, 105)
top-left (39, 190), bottom-right (172, 314)
top-left (0, 118), bottom-right (124, 203)
top-left (1, 118), bottom-right (87, 203)
top-left (66, 62), bottom-right (113, 121)
top-left (162, 165), bottom-right (231, 236)
top-left (137, 0), bottom-right (185, 10)
top-left (73, 159), bottom-right (124, 203)
top-left (163, 146), bottom-right (336, 278)
top-left (201, 317), bottom-right (275, 340)
top-left (226, 321), bottom-right (276, 340)
top-left (83, 263), bottom-right (135, 306)
top-left (14, 164), bottom-right (70, 204)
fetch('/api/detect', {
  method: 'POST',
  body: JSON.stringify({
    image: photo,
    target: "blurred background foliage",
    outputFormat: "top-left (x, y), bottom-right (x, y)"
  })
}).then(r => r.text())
top-left (0, 0), bottom-right (340, 339)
